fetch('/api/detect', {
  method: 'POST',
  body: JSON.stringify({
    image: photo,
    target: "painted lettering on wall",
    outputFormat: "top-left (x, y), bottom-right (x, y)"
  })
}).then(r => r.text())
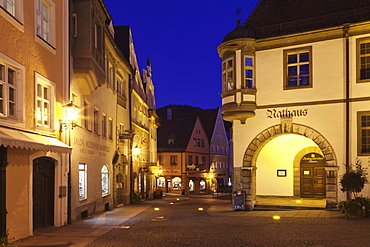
top-left (266, 108), bottom-right (308, 119)
top-left (73, 137), bottom-right (110, 155)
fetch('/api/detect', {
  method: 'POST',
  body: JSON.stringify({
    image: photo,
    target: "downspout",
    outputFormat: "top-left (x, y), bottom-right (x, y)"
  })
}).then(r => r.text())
top-left (343, 24), bottom-right (350, 200)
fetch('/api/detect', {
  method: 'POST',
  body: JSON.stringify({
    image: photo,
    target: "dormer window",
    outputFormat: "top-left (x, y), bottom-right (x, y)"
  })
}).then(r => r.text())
top-left (222, 58), bottom-right (234, 92)
top-left (168, 138), bottom-right (174, 145)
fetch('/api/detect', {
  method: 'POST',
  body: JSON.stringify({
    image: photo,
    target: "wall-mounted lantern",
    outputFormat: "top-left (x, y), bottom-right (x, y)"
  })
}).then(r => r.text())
top-left (59, 101), bottom-right (79, 132)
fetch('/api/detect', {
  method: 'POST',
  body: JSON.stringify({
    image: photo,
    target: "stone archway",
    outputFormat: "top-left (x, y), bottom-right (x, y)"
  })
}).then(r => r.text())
top-left (239, 121), bottom-right (338, 210)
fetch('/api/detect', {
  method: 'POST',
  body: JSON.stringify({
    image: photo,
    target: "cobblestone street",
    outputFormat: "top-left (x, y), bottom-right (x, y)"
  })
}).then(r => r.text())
top-left (84, 196), bottom-right (369, 247)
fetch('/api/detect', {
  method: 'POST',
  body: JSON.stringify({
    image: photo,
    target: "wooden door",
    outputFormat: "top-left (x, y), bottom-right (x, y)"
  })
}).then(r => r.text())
top-left (33, 157), bottom-right (55, 231)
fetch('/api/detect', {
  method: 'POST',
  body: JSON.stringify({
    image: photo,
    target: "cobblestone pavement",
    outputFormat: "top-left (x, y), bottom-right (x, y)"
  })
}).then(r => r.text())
top-left (85, 197), bottom-right (370, 247)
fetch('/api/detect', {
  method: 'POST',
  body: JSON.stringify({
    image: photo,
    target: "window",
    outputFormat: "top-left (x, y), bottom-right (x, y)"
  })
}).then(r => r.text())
top-left (170, 155), bottom-right (177, 165)
top-left (188, 155), bottom-right (193, 165)
top-left (201, 139), bottom-right (204, 147)
top-left (244, 57), bottom-right (253, 89)
top-left (102, 114), bottom-right (107, 137)
top-left (116, 71), bottom-right (125, 97)
top-left (94, 23), bottom-right (103, 51)
top-left (197, 139), bottom-right (200, 147)
top-left (222, 58), bottom-right (234, 92)
top-left (36, 82), bottom-right (51, 127)
top-left (358, 111), bottom-right (370, 155)
top-left (94, 108), bottom-right (99, 134)
top-left (201, 157), bottom-right (205, 165)
top-left (79, 163), bottom-right (87, 200)
top-left (0, 54), bottom-right (24, 121)
top-left (172, 177), bottom-right (181, 190)
top-left (157, 177), bottom-right (165, 187)
top-left (83, 100), bottom-right (89, 129)
top-left (158, 155), bottom-right (163, 165)
top-left (284, 47), bottom-right (312, 89)
top-left (36, 0), bottom-right (55, 47)
top-left (107, 59), bottom-right (114, 87)
top-left (108, 118), bottom-right (113, 140)
top-left (101, 165), bottom-right (109, 196)
top-left (358, 39), bottom-right (370, 82)
top-left (0, 0), bottom-right (14, 15)
top-left (193, 138), bottom-right (196, 146)
top-left (36, 0), bottom-right (49, 41)
top-left (0, 64), bottom-right (16, 118)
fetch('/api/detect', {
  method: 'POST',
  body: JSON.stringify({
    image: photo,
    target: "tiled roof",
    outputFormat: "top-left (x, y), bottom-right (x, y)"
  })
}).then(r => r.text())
top-left (157, 116), bottom-right (197, 152)
top-left (244, 0), bottom-right (370, 39)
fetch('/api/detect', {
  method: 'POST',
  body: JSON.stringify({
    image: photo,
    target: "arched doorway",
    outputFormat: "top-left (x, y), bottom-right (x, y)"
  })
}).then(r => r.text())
top-left (300, 153), bottom-right (326, 198)
top-left (33, 157), bottom-right (55, 231)
top-left (116, 173), bottom-right (124, 204)
top-left (241, 122), bottom-right (338, 210)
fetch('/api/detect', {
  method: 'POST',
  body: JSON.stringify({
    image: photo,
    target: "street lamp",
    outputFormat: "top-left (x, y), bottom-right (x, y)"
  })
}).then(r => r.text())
top-left (59, 101), bottom-right (79, 132)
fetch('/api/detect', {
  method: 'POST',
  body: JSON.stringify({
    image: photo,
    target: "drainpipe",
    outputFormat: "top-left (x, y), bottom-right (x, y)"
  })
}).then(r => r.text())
top-left (0, 146), bottom-right (7, 238)
top-left (343, 24), bottom-right (350, 200)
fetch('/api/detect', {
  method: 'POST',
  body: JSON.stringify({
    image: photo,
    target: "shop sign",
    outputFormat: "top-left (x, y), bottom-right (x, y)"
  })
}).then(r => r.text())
top-left (301, 153), bottom-right (324, 164)
top-left (233, 190), bottom-right (245, 211)
top-left (267, 108), bottom-right (308, 119)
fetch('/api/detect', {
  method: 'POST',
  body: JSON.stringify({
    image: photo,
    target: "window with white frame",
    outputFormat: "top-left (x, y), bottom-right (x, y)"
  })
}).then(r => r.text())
top-left (222, 58), bottom-right (234, 92)
top-left (284, 47), bottom-right (312, 89)
top-left (36, 78), bottom-right (54, 128)
top-left (0, 0), bottom-right (15, 16)
top-left (0, 0), bottom-right (23, 29)
top-left (36, 0), bottom-right (50, 42)
top-left (0, 54), bottom-right (24, 121)
top-left (79, 163), bottom-right (87, 200)
top-left (0, 62), bottom-right (16, 118)
top-left (244, 57), bottom-right (253, 89)
top-left (101, 165), bottom-right (109, 196)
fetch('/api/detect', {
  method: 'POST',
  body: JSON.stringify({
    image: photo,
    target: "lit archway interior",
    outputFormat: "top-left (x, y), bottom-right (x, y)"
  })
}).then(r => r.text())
top-left (256, 134), bottom-right (319, 196)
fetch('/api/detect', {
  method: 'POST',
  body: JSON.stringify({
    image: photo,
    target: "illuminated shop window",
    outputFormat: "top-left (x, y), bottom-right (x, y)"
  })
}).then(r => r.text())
top-left (157, 177), bottom-right (165, 187)
top-left (358, 39), bottom-right (370, 81)
top-left (244, 57), bottom-right (253, 89)
top-left (172, 177), bottom-right (181, 190)
top-left (79, 163), bottom-right (87, 200)
top-left (189, 180), bottom-right (194, 191)
top-left (284, 47), bottom-right (312, 89)
top-left (101, 165), bottom-right (109, 196)
top-left (200, 180), bottom-right (206, 190)
top-left (358, 112), bottom-right (370, 155)
top-left (222, 58), bottom-right (234, 92)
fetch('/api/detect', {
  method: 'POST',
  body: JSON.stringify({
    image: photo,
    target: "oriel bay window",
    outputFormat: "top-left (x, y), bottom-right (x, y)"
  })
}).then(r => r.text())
top-left (284, 47), bottom-right (312, 89)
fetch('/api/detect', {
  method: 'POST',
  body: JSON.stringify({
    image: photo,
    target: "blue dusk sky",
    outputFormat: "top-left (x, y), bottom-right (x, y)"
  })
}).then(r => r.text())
top-left (104, 0), bottom-right (259, 110)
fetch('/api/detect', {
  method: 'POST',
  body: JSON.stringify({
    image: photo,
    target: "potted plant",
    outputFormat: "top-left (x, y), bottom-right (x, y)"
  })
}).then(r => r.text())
top-left (339, 159), bottom-right (369, 218)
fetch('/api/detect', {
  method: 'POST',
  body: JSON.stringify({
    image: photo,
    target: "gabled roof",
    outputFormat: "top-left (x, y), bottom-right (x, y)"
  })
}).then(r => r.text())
top-left (198, 108), bottom-right (219, 141)
top-left (157, 116), bottom-right (198, 152)
top-left (244, 0), bottom-right (370, 39)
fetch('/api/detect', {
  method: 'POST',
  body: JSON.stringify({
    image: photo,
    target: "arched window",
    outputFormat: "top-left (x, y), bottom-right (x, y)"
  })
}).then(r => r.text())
top-left (101, 165), bottom-right (109, 196)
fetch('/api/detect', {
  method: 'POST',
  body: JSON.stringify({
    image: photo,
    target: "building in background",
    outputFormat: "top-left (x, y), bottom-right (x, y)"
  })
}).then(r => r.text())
top-left (218, 0), bottom-right (370, 210)
top-left (0, 0), bottom-right (71, 240)
top-left (115, 26), bottom-right (159, 202)
top-left (156, 105), bottom-right (231, 194)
